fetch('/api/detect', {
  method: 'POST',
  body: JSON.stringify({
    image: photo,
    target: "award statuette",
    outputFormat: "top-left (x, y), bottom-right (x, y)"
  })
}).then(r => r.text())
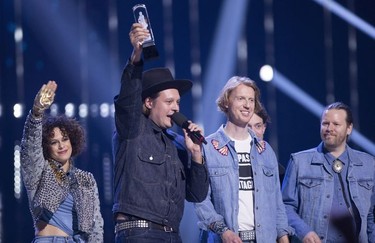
top-left (133, 4), bottom-right (159, 60)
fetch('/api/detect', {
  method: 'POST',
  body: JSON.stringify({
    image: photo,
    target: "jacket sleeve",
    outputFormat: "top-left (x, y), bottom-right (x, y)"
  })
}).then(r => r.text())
top-left (193, 139), bottom-right (228, 233)
top-left (20, 112), bottom-right (47, 201)
top-left (367, 157), bottom-right (375, 242)
top-left (185, 160), bottom-right (209, 202)
top-left (194, 184), bottom-right (227, 232)
top-left (88, 175), bottom-right (104, 243)
top-left (172, 132), bottom-right (209, 203)
top-left (112, 62), bottom-right (144, 195)
top-left (114, 61), bottom-right (143, 140)
top-left (266, 145), bottom-right (295, 238)
top-left (193, 143), bottom-right (225, 231)
top-left (281, 155), bottom-right (313, 240)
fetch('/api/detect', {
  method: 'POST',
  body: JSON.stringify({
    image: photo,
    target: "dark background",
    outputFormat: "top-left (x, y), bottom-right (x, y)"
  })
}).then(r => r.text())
top-left (1, 0), bottom-right (374, 242)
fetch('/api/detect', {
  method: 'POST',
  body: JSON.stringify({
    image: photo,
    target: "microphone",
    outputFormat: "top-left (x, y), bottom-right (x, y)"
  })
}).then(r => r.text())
top-left (171, 112), bottom-right (207, 144)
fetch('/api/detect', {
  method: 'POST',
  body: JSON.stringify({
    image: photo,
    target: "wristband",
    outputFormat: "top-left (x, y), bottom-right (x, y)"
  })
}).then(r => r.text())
top-left (209, 221), bottom-right (229, 235)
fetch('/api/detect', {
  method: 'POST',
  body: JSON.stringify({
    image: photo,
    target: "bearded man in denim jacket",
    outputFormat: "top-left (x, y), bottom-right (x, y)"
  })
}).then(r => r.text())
top-left (194, 76), bottom-right (293, 242)
top-left (112, 23), bottom-right (208, 243)
top-left (282, 102), bottom-right (375, 242)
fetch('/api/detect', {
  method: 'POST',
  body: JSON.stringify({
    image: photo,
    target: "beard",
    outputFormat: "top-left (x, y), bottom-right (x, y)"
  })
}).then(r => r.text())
top-left (322, 133), bottom-right (347, 150)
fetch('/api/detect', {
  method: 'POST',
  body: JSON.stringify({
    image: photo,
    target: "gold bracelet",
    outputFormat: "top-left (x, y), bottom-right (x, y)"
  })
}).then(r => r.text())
top-left (32, 106), bottom-right (44, 118)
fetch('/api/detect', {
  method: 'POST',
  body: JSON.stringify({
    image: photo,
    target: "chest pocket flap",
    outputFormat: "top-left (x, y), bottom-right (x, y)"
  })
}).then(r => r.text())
top-left (262, 166), bottom-right (274, 177)
top-left (300, 178), bottom-right (323, 188)
top-left (358, 179), bottom-right (374, 190)
top-left (138, 150), bottom-right (165, 165)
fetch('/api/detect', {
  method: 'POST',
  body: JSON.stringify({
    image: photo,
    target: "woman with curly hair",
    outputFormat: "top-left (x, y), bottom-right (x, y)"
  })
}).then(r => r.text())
top-left (21, 80), bottom-right (103, 242)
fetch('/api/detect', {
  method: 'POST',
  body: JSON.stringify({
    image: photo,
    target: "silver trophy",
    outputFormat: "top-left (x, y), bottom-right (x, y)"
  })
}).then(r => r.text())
top-left (133, 4), bottom-right (159, 60)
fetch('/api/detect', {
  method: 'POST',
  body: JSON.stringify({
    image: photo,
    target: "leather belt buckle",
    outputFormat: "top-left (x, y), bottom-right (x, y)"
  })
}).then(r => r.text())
top-left (115, 213), bottom-right (130, 222)
top-left (163, 226), bottom-right (173, 232)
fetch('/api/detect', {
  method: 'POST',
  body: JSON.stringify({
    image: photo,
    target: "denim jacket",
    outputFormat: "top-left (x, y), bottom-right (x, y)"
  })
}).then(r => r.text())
top-left (112, 62), bottom-right (208, 230)
top-left (194, 125), bottom-right (293, 242)
top-left (282, 143), bottom-right (375, 242)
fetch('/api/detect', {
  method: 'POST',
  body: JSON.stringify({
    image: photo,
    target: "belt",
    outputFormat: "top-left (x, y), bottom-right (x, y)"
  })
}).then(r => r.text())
top-left (239, 230), bottom-right (256, 241)
top-left (115, 220), bottom-right (175, 234)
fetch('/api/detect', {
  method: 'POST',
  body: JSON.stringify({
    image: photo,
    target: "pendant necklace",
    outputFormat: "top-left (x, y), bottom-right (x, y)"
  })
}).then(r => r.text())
top-left (332, 159), bottom-right (343, 173)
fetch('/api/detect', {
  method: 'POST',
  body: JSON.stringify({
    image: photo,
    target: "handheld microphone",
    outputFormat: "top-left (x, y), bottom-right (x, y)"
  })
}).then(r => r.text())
top-left (171, 112), bottom-right (207, 145)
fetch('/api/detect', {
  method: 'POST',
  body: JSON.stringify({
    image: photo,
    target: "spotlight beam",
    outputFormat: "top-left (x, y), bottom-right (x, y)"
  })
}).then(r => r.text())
top-left (313, 0), bottom-right (375, 40)
top-left (23, 0), bottom-right (119, 103)
top-left (199, 0), bottom-right (250, 135)
top-left (271, 68), bottom-right (375, 155)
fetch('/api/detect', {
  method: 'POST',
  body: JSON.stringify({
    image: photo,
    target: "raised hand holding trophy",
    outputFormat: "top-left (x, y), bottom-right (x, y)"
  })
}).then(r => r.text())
top-left (133, 4), bottom-right (159, 60)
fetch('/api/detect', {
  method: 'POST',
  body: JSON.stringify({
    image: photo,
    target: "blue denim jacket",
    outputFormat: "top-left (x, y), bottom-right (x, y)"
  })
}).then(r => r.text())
top-left (112, 62), bottom-right (208, 230)
top-left (282, 143), bottom-right (375, 242)
top-left (194, 125), bottom-right (293, 242)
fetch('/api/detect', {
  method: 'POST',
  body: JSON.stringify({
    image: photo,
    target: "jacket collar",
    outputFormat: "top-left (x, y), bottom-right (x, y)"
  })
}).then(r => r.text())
top-left (212, 125), bottom-right (259, 148)
top-left (311, 142), bottom-right (363, 166)
top-left (150, 119), bottom-right (163, 133)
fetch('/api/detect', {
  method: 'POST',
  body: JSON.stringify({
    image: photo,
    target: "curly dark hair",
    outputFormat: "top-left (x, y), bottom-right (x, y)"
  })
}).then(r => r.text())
top-left (42, 115), bottom-right (86, 159)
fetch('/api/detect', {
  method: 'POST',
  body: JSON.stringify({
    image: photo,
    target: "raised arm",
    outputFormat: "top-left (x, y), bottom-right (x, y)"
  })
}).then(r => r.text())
top-left (20, 81), bottom-right (57, 198)
top-left (113, 23), bottom-right (150, 140)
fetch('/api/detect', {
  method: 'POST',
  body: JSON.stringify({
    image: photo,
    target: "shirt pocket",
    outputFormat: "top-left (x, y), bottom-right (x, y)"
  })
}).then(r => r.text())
top-left (299, 177), bottom-right (324, 200)
top-left (357, 179), bottom-right (374, 190)
top-left (353, 178), bottom-right (374, 211)
top-left (208, 167), bottom-right (231, 212)
top-left (357, 178), bottom-right (374, 205)
top-left (135, 149), bottom-right (166, 184)
top-left (208, 167), bottom-right (230, 195)
top-left (261, 166), bottom-right (276, 193)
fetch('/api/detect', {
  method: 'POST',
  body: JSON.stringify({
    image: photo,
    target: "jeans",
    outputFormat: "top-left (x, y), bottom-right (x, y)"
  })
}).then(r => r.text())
top-left (115, 228), bottom-right (182, 243)
top-left (32, 235), bottom-right (84, 243)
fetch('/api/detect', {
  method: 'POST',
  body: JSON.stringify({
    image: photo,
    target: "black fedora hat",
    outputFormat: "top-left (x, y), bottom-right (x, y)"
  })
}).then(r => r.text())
top-left (142, 68), bottom-right (192, 99)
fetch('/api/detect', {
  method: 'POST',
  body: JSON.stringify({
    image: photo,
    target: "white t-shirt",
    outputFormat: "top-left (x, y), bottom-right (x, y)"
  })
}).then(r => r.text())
top-left (232, 135), bottom-right (255, 231)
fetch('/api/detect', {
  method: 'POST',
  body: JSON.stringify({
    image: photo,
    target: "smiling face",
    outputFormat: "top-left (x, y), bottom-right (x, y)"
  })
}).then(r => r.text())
top-left (225, 84), bottom-right (255, 127)
top-left (48, 127), bottom-right (72, 166)
top-left (320, 109), bottom-right (352, 153)
top-left (146, 88), bottom-right (180, 129)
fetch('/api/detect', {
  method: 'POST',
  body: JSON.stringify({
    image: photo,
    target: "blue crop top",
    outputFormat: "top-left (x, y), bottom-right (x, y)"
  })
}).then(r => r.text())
top-left (48, 193), bottom-right (78, 235)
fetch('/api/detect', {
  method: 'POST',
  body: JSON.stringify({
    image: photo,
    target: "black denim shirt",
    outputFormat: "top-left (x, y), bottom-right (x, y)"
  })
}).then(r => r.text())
top-left (112, 61), bottom-right (208, 230)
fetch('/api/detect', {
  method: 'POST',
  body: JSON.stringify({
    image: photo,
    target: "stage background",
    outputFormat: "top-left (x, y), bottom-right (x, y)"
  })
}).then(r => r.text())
top-left (1, 0), bottom-right (374, 242)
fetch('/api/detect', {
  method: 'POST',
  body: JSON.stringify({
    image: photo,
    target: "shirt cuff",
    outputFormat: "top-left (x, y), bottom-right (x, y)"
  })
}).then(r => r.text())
top-left (209, 221), bottom-right (229, 235)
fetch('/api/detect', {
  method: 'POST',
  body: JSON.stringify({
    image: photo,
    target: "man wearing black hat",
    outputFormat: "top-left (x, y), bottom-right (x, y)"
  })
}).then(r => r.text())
top-left (112, 23), bottom-right (209, 243)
